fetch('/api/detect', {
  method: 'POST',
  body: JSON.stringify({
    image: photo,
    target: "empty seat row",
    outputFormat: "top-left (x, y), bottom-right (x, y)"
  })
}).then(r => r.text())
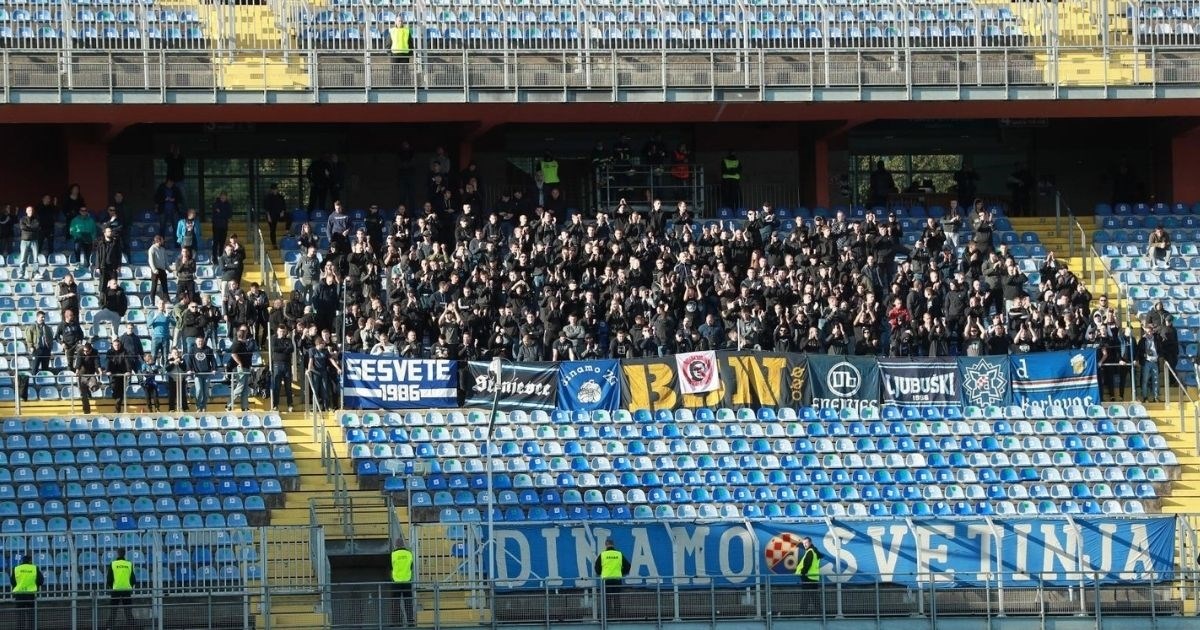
top-left (1, 513), bottom-right (253, 533)
top-left (1, 415), bottom-right (283, 434)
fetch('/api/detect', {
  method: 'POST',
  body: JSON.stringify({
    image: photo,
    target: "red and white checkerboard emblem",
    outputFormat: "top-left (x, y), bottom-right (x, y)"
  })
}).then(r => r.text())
top-left (764, 532), bottom-right (803, 573)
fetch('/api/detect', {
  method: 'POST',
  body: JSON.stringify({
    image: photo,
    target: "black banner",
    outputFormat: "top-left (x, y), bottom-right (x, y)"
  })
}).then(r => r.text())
top-left (878, 358), bottom-right (959, 408)
top-left (803, 355), bottom-right (880, 411)
top-left (465, 361), bottom-right (558, 412)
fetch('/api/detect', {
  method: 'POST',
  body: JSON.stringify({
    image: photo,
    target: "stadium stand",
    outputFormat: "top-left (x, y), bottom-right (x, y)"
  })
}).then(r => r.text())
top-left (0, 0), bottom-right (209, 48)
top-left (348, 404), bottom-right (1179, 523)
top-left (1094, 202), bottom-right (1200, 387)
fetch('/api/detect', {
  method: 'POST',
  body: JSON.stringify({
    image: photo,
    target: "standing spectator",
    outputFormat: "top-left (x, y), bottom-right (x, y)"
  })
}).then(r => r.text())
top-left (264, 183), bottom-right (289, 247)
top-left (95, 225), bottom-right (124, 289)
top-left (110, 192), bottom-right (131, 258)
top-left (148, 235), bottom-right (170, 303)
top-left (149, 300), bottom-right (173, 366)
top-left (106, 338), bottom-right (137, 413)
top-left (57, 273), bottom-right (80, 318)
top-left (180, 300), bottom-right (207, 351)
top-left (669, 142), bottom-right (691, 201)
top-left (101, 205), bottom-right (125, 259)
top-left (117, 323), bottom-right (144, 368)
top-left (21, 311), bottom-right (53, 401)
top-left (0, 204), bottom-right (14, 256)
top-left (68, 205), bottom-right (97, 267)
top-left (18, 205), bottom-right (41, 279)
top-left (1159, 316), bottom-right (1181, 391)
top-left (164, 144), bottom-right (186, 200)
top-left (868, 161), bottom-right (896, 207)
top-left (270, 325), bottom-right (295, 412)
top-left (35, 193), bottom-right (58, 257)
top-left (1148, 225), bottom-right (1171, 269)
top-left (307, 336), bottom-right (335, 410)
top-left (219, 243), bottom-right (243, 287)
top-left (1137, 324), bottom-right (1161, 403)
top-left (953, 161), bottom-right (979, 209)
top-left (329, 154), bottom-right (347, 204)
top-left (175, 208), bottom-right (202, 255)
top-left (1007, 163), bottom-right (1033, 216)
top-left (76, 342), bottom-right (100, 414)
top-left (140, 352), bottom-right (163, 413)
top-left (184, 336), bottom-right (217, 412)
top-left (210, 191), bottom-right (233, 262)
top-left (55, 309), bottom-right (86, 374)
top-left (173, 248), bottom-right (198, 303)
top-left (167, 348), bottom-right (189, 412)
top-left (154, 177), bottom-right (183, 239)
top-left (719, 150), bottom-right (742, 210)
top-left (227, 327), bottom-right (254, 412)
top-left (326, 201), bottom-right (351, 248)
top-left (307, 155), bottom-right (331, 215)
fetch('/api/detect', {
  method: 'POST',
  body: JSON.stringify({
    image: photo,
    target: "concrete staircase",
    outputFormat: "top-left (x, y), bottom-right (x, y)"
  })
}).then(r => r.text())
top-left (218, 5), bottom-right (311, 91)
top-left (1007, 217), bottom-right (1127, 315)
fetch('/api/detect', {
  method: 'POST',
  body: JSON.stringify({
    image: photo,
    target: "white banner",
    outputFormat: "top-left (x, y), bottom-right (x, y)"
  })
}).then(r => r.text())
top-left (675, 350), bottom-right (720, 394)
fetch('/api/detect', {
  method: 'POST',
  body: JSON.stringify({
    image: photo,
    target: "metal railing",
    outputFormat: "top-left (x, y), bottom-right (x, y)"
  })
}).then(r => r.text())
top-left (9, 46), bottom-right (1200, 102)
top-left (44, 571), bottom-right (1185, 630)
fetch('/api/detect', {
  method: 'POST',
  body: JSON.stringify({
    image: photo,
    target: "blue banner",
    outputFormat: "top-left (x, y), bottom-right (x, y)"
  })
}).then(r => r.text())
top-left (341, 354), bottom-right (458, 409)
top-left (1009, 349), bottom-right (1100, 411)
top-left (557, 360), bottom-right (621, 413)
top-left (491, 518), bottom-right (1175, 590)
top-left (957, 356), bottom-right (1012, 409)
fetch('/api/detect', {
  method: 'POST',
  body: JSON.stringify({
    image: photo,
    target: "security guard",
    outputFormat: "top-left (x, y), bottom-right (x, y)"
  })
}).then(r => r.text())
top-left (593, 538), bottom-right (631, 619)
top-left (538, 152), bottom-right (560, 187)
top-left (720, 150), bottom-right (742, 209)
top-left (11, 554), bottom-right (44, 630)
top-left (107, 548), bottom-right (138, 629)
top-left (794, 537), bottom-right (822, 615)
top-left (390, 539), bottom-right (415, 627)
top-left (387, 18), bottom-right (412, 66)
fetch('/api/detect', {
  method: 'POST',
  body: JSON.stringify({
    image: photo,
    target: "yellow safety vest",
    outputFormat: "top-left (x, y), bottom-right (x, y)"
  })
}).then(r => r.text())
top-left (795, 548), bottom-right (820, 581)
top-left (540, 160), bottom-right (560, 185)
top-left (389, 26), bottom-right (411, 54)
top-left (12, 564), bottom-right (38, 593)
top-left (722, 158), bottom-right (741, 180)
top-left (111, 559), bottom-right (133, 591)
top-left (599, 549), bottom-right (624, 579)
top-left (391, 548), bottom-right (414, 583)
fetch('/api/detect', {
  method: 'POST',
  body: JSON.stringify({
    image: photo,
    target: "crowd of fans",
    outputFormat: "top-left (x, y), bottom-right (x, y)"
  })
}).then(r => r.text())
top-left (0, 139), bottom-right (1185, 413)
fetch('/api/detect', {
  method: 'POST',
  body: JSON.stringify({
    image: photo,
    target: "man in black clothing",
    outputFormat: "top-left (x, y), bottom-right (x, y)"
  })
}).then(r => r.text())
top-left (56, 309), bottom-right (86, 373)
top-left (270, 326), bottom-right (295, 412)
top-left (57, 273), bottom-right (81, 317)
top-left (307, 155), bottom-right (331, 215)
top-left (228, 327), bottom-right (254, 412)
top-left (307, 337), bottom-right (333, 411)
top-left (106, 339), bottom-right (138, 412)
top-left (76, 342), bottom-right (101, 414)
top-left (173, 248), bottom-right (198, 303)
top-left (264, 183), bottom-right (289, 247)
top-left (95, 225), bottom-right (123, 289)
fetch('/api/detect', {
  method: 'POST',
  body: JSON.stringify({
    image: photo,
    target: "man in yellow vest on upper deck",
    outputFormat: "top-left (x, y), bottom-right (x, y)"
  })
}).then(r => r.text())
top-left (538, 152), bottom-right (560, 188)
top-left (390, 538), bottom-right (416, 628)
top-left (593, 538), bottom-right (631, 619)
top-left (387, 18), bottom-right (412, 73)
top-left (720, 150), bottom-right (742, 210)
top-left (11, 554), bottom-right (44, 630)
top-left (794, 536), bottom-right (822, 616)
top-left (106, 547), bottom-right (138, 629)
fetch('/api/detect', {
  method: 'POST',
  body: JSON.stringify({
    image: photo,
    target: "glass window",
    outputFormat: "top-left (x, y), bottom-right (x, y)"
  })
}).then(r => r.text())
top-left (851, 154), bottom-right (963, 206)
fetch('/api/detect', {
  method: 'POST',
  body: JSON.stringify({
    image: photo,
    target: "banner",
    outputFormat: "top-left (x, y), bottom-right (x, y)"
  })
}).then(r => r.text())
top-left (489, 518), bottom-right (1175, 590)
top-left (341, 355), bottom-right (457, 409)
top-left (878, 358), bottom-right (958, 408)
top-left (957, 356), bottom-right (1012, 409)
top-left (466, 361), bottom-right (558, 412)
top-left (557, 360), bottom-right (621, 414)
top-left (1010, 349), bottom-right (1100, 411)
top-left (676, 351), bottom-right (720, 394)
top-left (622, 352), bottom-right (805, 411)
top-left (803, 355), bottom-right (879, 411)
